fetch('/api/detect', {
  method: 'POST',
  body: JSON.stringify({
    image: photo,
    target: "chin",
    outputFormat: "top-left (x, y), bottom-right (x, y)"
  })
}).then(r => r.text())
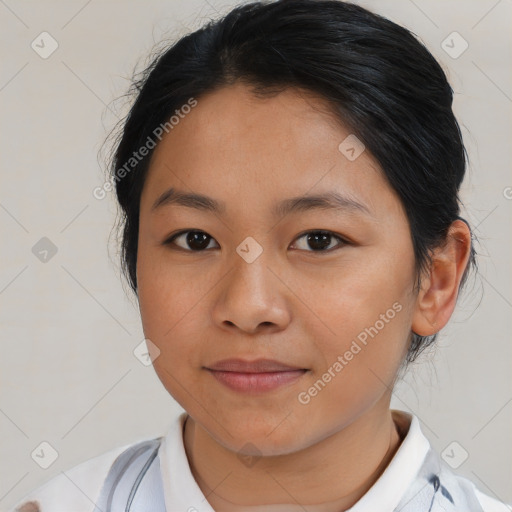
top-left (206, 412), bottom-right (312, 456)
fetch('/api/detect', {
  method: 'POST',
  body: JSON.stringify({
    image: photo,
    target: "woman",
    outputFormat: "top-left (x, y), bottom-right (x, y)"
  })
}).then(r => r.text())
top-left (12, 0), bottom-right (510, 510)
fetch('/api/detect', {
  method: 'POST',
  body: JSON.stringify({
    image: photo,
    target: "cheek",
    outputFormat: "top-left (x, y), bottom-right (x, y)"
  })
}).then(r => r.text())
top-left (306, 250), bottom-right (415, 378)
top-left (296, 280), bottom-right (412, 432)
top-left (137, 244), bottom-right (204, 337)
top-left (137, 256), bottom-right (207, 409)
top-left (136, 245), bottom-right (219, 390)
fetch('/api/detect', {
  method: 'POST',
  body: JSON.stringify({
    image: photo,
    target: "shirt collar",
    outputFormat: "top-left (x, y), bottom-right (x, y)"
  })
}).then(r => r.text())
top-left (158, 409), bottom-right (431, 512)
top-left (159, 411), bottom-right (216, 512)
top-left (346, 409), bottom-right (431, 511)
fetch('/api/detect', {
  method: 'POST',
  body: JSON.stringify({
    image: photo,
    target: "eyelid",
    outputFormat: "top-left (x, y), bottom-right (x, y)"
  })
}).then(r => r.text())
top-left (164, 228), bottom-right (351, 253)
top-left (164, 229), bottom-right (219, 250)
top-left (291, 230), bottom-right (350, 252)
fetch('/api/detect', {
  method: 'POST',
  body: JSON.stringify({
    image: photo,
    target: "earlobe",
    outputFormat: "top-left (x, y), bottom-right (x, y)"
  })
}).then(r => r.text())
top-left (411, 220), bottom-right (472, 337)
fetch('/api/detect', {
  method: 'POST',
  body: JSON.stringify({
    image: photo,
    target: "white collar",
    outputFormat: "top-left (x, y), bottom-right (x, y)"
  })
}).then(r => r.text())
top-left (158, 409), bottom-right (430, 512)
top-left (346, 410), bottom-right (430, 511)
top-left (159, 411), bottom-right (216, 512)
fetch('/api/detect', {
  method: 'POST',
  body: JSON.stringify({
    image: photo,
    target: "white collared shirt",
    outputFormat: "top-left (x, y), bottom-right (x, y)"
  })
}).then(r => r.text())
top-left (9, 410), bottom-right (510, 512)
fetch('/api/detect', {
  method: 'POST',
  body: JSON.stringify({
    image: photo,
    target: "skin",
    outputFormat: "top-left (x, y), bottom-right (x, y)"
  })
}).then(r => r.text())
top-left (136, 82), bottom-right (472, 511)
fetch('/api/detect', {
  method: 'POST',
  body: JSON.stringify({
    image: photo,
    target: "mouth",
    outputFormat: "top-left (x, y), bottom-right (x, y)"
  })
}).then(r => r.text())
top-left (204, 358), bottom-right (308, 393)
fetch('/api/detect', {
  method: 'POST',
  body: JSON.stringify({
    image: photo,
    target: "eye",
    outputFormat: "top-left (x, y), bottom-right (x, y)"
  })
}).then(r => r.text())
top-left (291, 230), bottom-right (348, 252)
top-left (164, 230), bottom-right (218, 251)
top-left (164, 229), bottom-right (349, 253)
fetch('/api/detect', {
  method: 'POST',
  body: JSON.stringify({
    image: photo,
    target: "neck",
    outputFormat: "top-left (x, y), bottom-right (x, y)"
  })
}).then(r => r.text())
top-left (183, 404), bottom-right (404, 512)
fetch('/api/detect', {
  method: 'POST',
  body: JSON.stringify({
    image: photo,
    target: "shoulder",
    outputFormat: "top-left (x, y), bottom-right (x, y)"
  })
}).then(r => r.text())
top-left (473, 485), bottom-right (511, 512)
top-left (9, 440), bottom-right (141, 512)
top-left (435, 448), bottom-right (511, 511)
top-left (391, 410), bottom-right (511, 512)
top-left (435, 451), bottom-right (510, 511)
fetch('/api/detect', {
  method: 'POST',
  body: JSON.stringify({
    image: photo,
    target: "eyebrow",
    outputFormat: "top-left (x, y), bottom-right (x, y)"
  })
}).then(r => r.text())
top-left (151, 187), bottom-right (373, 218)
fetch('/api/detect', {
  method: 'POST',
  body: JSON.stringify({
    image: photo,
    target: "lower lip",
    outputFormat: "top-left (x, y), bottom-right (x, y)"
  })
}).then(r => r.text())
top-left (207, 369), bottom-right (307, 393)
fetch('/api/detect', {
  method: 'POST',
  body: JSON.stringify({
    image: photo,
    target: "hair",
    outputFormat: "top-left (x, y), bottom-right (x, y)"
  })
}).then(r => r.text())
top-left (105, 0), bottom-right (477, 367)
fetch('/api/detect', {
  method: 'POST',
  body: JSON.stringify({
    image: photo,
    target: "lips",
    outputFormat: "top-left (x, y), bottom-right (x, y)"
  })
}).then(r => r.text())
top-left (205, 358), bottom-right (307, 393)
top-left (206, 358), bottom-right (305, 373)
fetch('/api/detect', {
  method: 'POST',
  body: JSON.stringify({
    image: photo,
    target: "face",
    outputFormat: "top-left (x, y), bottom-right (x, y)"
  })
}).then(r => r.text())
top-left (137, 83), bottom-right (418, 456)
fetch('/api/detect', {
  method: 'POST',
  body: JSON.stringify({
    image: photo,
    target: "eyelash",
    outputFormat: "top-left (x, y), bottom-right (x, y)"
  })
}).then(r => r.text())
top-left (163, 229), bottom-right (350, 254)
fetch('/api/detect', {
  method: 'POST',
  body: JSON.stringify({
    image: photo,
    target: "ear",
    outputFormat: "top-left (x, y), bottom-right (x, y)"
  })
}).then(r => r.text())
top-left (412, 219), bottom-right (472, 336)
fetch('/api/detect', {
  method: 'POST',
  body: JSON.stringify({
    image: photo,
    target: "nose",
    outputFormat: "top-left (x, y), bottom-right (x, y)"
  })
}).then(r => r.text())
top-left (211, 251), bottom-right (291, 335)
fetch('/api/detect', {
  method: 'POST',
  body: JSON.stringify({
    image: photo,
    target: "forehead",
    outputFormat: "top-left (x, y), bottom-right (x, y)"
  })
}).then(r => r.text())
top-left (141, 83), bottom-right (402, 220)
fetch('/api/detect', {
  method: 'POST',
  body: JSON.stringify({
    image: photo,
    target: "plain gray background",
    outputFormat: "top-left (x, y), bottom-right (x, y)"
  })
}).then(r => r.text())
top-left (1, 0), bottom-right (511, 509)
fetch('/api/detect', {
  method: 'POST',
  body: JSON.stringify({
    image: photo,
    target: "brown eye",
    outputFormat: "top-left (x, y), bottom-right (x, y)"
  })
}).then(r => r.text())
top-left (164, 229), bottom-right (348, 253)
top-left (292, 230), bottom-right (347, 252)
top-left (165, 230), bottom-right (218, 251)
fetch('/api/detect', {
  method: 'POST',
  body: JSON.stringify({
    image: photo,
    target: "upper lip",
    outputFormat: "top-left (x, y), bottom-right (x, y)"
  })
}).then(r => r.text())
top-left (205, 358), bottom-right (305, 373)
